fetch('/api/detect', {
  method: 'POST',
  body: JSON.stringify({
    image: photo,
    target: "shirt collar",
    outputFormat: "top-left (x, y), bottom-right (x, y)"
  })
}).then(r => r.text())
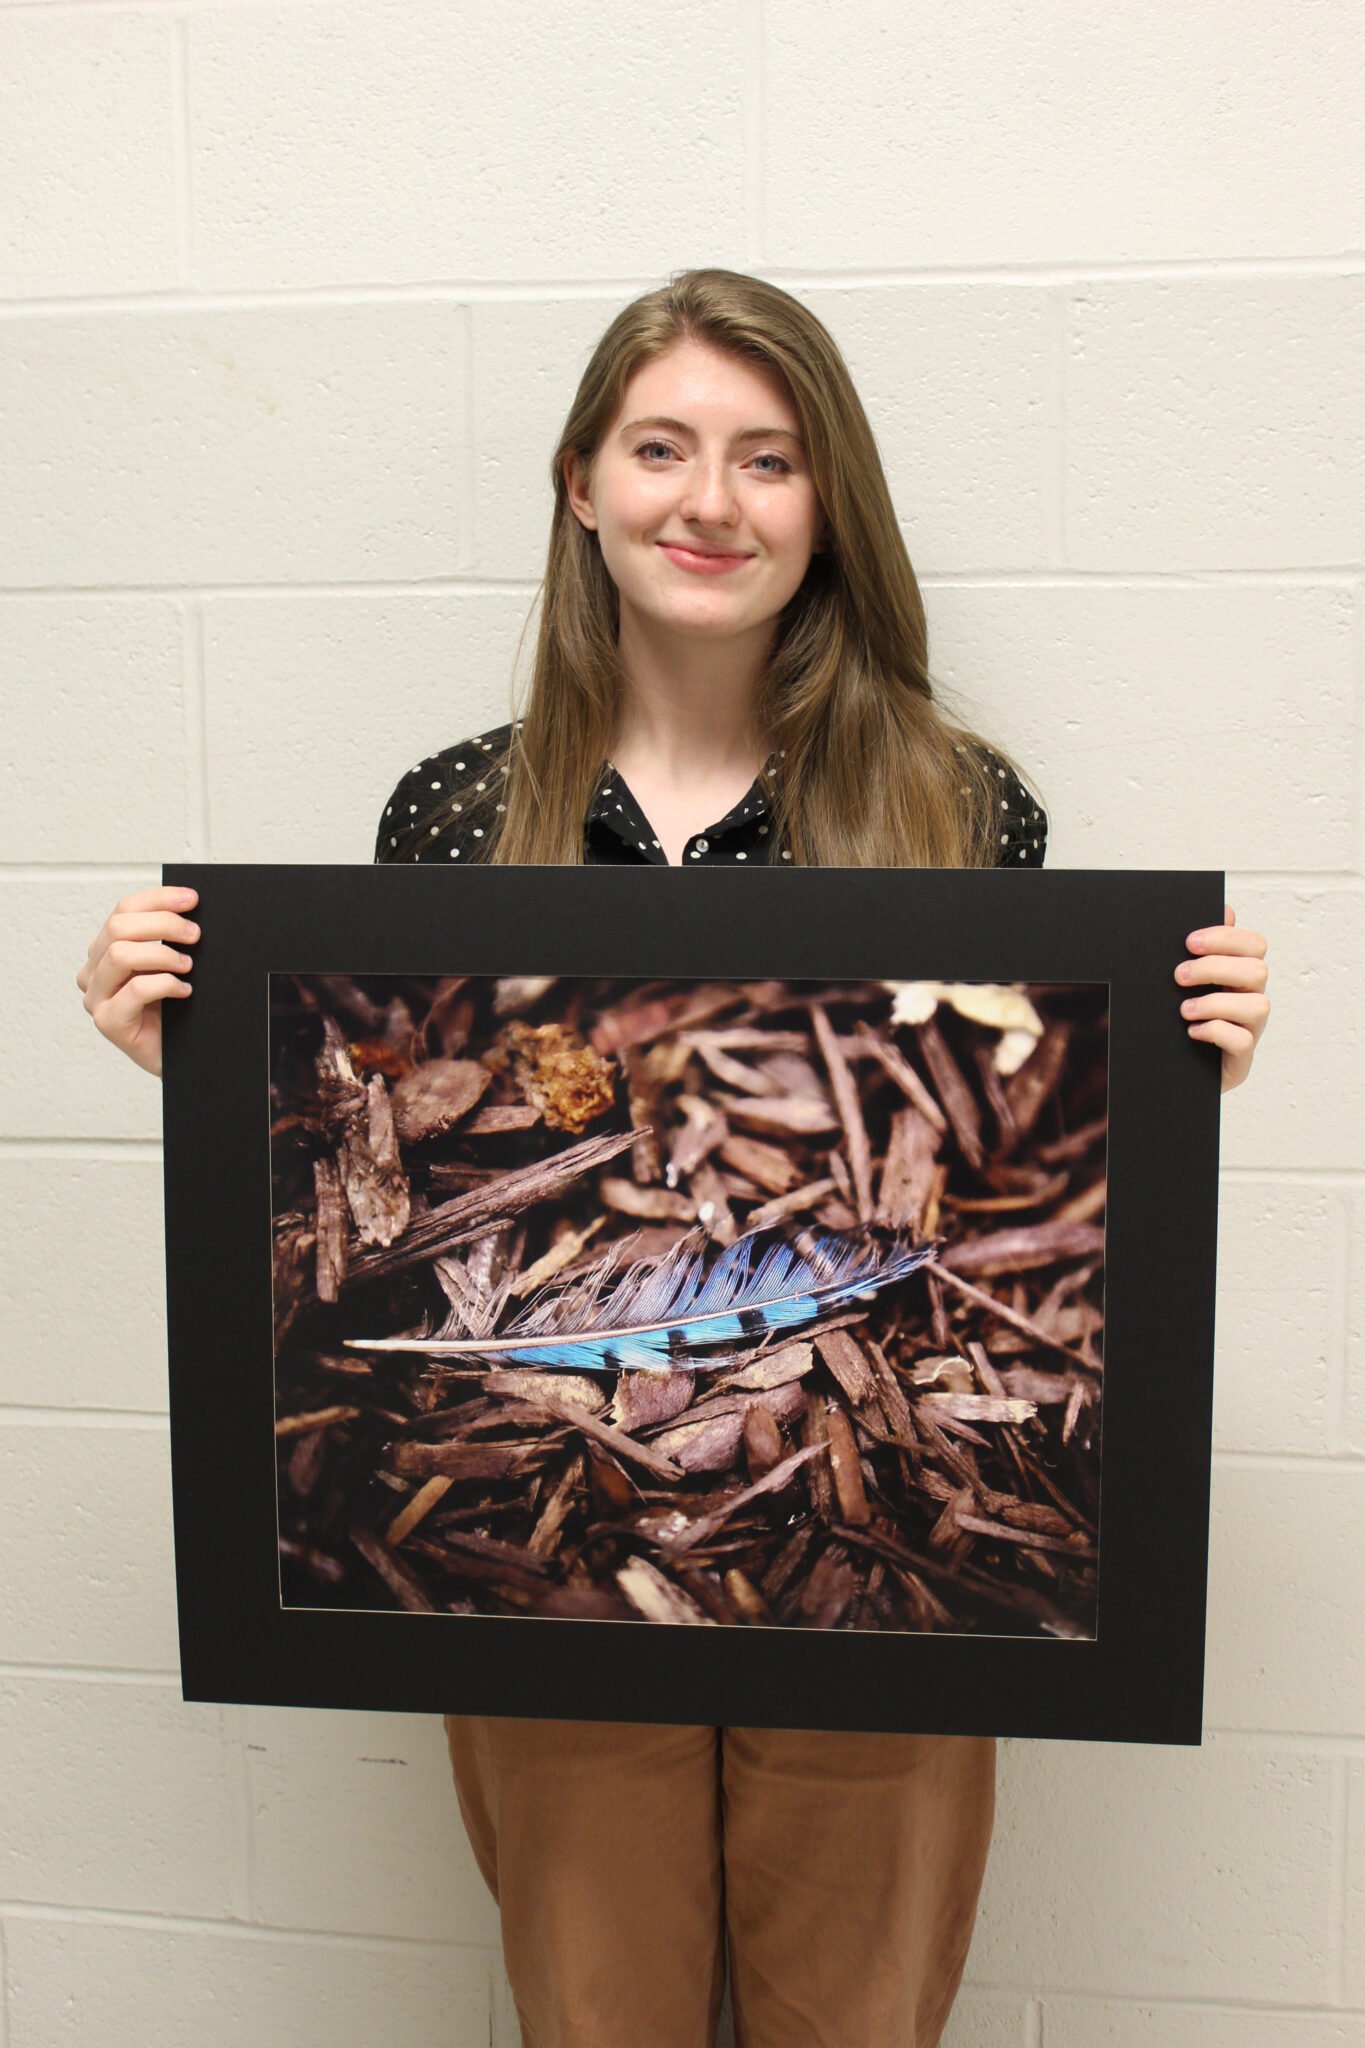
top-left (588, 749), bottom-right (783, 834)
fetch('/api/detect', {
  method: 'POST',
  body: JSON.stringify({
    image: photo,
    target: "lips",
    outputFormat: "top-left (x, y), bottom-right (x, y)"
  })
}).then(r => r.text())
top-left (657, 540), bottom-right (750, 560)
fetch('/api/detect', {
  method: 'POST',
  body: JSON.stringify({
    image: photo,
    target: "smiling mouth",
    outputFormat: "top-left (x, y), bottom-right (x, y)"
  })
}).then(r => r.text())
top-left (657, 541), bottom-right (753, 564)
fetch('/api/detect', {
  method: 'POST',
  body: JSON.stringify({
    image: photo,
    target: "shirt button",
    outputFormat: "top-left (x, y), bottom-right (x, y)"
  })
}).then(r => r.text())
top-left (694, 837), bottom-right (709, 851)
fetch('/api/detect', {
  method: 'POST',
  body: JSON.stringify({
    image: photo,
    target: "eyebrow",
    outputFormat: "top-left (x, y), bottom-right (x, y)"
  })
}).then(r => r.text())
top-left (620, 415), bottom-right (805, 449)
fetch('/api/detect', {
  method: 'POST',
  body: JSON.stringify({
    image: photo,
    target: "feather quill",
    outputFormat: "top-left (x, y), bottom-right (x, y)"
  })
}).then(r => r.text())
top-left (343, 1225), bottom-right (938, 1373)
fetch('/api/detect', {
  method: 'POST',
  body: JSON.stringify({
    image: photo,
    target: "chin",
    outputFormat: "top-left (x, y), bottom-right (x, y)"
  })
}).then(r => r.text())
top-left (655, 605), bottom-right (749, 633)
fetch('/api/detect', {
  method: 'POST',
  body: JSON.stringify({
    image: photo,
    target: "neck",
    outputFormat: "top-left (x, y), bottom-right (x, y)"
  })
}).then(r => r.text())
top-left (610, 607), bottom-right (773, 784)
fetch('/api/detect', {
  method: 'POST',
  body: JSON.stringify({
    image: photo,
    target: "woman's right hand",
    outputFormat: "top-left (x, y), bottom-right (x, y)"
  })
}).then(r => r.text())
top-left (76, 885), bottom-right (201, 1079)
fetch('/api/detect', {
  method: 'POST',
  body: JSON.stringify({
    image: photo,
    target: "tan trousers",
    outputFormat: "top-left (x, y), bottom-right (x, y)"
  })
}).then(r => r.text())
top-left (444, 1715), bottom-right (996, 2048)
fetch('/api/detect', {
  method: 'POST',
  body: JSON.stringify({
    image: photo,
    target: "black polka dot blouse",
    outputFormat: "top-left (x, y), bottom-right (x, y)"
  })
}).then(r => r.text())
top-left (373, 720), bottom-right (1048, 868)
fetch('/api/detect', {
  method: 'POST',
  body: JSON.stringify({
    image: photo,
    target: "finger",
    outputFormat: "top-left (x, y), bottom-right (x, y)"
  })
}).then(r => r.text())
top-left (1176, 955), bottom-right (1269, 993)
top-left (1180, 991), bottom-right (1271, 1037)
top-left (1187, 1018), bottom-right (1255, 1057)
top-left (1226, 903), bottom-right (1236, 925)
top-left (1185, 924), bottom-right (1266, 957)
top-left (105, 935), bottom-right (195, 977)
top-left (86, 918), bottom-right (198, 983)
top-left (83, 938), bottom-right (194, 1012)
top-left (116, 885), bottom-right (199, 911)
top-left (105, 907), bottom-right (201, 946)
top-left (91, 973), bottom-right (192, 1041)
top-left (86, 903), bottom-right (200, 971)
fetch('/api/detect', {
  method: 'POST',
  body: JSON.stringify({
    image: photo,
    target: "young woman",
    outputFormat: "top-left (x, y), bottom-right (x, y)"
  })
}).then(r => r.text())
top-left (78, 269), bottom-right (1270, 2047)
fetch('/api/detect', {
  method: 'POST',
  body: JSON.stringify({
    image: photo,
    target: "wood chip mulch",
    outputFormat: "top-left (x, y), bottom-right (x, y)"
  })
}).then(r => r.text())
top-left (269, 971), bottom-right (1107, 1639)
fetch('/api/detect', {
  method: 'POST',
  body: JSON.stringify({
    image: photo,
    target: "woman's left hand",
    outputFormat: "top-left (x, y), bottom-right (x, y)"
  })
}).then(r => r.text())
top-left (1175, 903), bottom-right (1270, 1093)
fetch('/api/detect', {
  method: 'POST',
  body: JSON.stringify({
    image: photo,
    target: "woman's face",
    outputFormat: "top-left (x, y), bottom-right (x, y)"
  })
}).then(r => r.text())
top-left (566, 337), bottom-right (826, 648)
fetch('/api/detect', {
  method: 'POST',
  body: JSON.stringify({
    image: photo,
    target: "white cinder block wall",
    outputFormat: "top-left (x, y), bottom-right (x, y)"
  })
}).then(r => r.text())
top-left (1, 2), bottom-right (1361, 2043)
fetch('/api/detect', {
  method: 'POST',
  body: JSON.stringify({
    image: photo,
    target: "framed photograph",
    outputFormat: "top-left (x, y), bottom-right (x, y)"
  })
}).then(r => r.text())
top-left (160, 863), bottom-right (1223, 1743)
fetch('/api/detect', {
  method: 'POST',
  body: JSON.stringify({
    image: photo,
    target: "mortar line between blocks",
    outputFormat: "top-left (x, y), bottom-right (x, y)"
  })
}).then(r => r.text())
top-left (0, 1663), bottom-right (181, 1684)
top-left (1113, 1726), bottom-right (1365, 1752)
top-left (0, 568), bottom-right (1359, 599)
top-left (1332, 1757), bottom-right (1350, 2005)
top-left (1335, 1184), bottom-right (1355, 1455)
top-left (0, 1409), bottom-right (168, 1429)
top-left (227, 1702), bottom-right (254, 1924)
top-left (1351, 570), bottom-right (1365, 878)
top-left (461, 301), bottom-right (476, 577)
top-left (0, 1139), bottom-right (163, 1158)
top-left (0, 256), bottom-right (1361, 313)
top-left (187, 599), bottom-right (209, 857)
top-left (1054, 287), bottom-right (1069, 567)
top-left (172, 11), bottom-right (194, 289)
top-left (743, 0), bottom-right (765, 266)
top-left (1211, 1449), bottom-right (1365, 1472)
top-left (0, 1901), bottom-right (497, 1952)
top-left (976, 1985), bottom-right (1365, 2015)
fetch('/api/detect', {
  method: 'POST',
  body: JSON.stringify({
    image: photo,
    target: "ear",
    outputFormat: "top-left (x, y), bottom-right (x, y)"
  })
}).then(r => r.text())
top-left (563, 451), bottom-right (597, 533)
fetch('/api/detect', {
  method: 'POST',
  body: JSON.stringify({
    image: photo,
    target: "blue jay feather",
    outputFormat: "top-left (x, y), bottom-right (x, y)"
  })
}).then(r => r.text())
top-left (343, 1226), bottom-right (938, 1373)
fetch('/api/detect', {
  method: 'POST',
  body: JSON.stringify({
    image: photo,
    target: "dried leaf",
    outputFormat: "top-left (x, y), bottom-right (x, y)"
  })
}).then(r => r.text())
top-left (501, 1020), bottom-right (617, 1134)
top-left (882, 981), bottom-right (1045, 1075)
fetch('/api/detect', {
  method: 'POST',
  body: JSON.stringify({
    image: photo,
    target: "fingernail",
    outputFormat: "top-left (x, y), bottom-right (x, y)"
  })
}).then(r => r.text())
top-left (1176, 963), bottom-right (1193, 980)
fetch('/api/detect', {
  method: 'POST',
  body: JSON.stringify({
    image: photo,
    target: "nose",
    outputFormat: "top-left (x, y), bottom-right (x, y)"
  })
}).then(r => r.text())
top-left (677, 459), bottom-right (740, 525)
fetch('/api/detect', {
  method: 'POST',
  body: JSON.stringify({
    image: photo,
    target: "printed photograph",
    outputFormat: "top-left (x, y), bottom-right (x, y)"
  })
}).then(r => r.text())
top-left (270, 972), bottom-right (1108, 1640)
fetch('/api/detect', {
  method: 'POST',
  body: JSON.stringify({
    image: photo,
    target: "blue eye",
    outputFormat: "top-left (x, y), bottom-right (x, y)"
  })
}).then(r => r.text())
top-left (633, 441), bottom-right (791, 476)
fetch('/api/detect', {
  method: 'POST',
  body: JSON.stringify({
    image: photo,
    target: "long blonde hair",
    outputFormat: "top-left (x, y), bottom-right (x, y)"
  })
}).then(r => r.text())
top-left (398, 267), bottom-right (1042, 867)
